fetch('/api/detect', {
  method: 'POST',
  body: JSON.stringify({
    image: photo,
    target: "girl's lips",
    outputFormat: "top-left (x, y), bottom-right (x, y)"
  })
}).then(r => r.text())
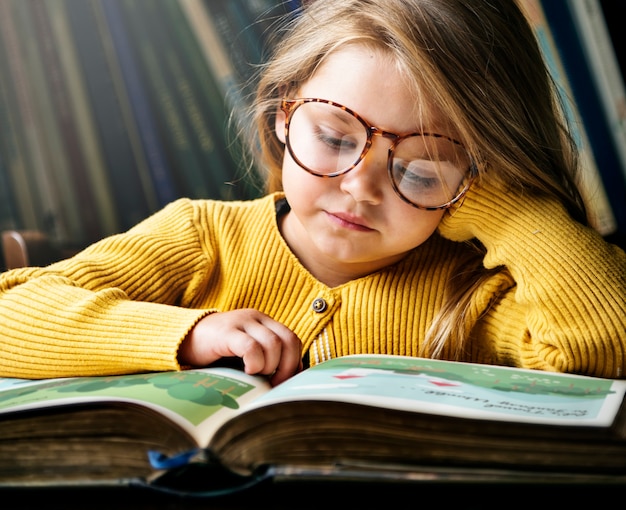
top-left (326, 211), bottom-right (374, 231)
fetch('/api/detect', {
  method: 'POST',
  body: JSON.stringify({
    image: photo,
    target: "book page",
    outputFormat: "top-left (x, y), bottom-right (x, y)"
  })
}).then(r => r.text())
top-left (248, 355), bottom-right (626, 427)
top-left (0, 368), bottom-right (271, 444)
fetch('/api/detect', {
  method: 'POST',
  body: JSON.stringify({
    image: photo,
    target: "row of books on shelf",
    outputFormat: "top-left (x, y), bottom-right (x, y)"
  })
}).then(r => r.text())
top-left (544, 0), bottom-right (626, 242)
top-left (0, 0), bottom-right (294, 249)
top-left (518, 0), bottom-right (626, 243)
top-left (0, 0), bottom-right (624, 253)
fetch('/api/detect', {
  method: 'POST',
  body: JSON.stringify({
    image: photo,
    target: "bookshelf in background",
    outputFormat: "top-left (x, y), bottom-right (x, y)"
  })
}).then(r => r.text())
top-left (518, 0), bottom-right (617, 238)
top-left (0, 0), bottom-right (293, 251)
top-left (189, 0), bottom-right (294, 197)
top-left (66, 0), bottom-right (156, 234)
top-left (0, 6), bottom-right (33, 234)
top-left (46, 0), bottom-right (121, 238)
top-left (566, 0), bottom-right (626, 185)
top-left (0, 1), bottom-right (67, 241)
top-left (99, 0), bottom-right (180, 209)
top-left (117, 0), bottom-right (214, 202)
top-left (0, 0), bottom-right (623, 254)
top-left (541, 0), bottom-right (626, 244)
top-left (30, 1), bottom-right (105, 243)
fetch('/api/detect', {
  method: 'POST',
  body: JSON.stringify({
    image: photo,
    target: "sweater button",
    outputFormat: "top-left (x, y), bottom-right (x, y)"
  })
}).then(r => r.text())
top-left (312, 298), bottom-right (328, 313)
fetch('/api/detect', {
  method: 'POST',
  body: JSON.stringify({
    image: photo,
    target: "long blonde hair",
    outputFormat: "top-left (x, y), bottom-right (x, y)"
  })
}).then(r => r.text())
top-left (241, 0), bottom-right (588, 358)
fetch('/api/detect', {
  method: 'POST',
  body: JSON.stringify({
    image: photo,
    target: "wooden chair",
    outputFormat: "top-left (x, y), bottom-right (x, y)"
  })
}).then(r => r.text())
top-left (1, 230), bottom-right (62, 270)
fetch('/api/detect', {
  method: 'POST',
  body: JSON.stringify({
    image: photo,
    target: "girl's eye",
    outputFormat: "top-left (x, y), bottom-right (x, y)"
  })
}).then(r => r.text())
top-left (391, 157), bottom-right (466, 207)
top-left (314, 126), bottom-right (360, 153)
top-left (393, 160), bottom-right (441, 190)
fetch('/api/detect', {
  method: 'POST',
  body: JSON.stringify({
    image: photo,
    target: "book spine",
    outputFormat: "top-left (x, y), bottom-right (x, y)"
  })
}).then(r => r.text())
top-left (179, 0), bottom-right (240, 101)
top-left (180, 0), bottom-right (264, 199)
top-left (519, 0), bottom-right (618, 236)
top-left (224, 2), bottom-right (265, 69)
top-left (0, 9), bottom-right (39, 231)
top-left (64, 0), bottom-right (153, 231)
top-left (118, 0), bottom-right (213, 200)
top-left (221, 0), bottom-right (296, 83)
top-left (0, 122), bottom-right (19, 234)
top-left (29, 0), bottom-right (104, 245)
top-left (17, 0), bottom-right (86, 244)
top-left (565, 0), bottom-right (626, 184)
top-left (201, 1), bottom-right (260, 102)
top-left (541, 0), bottom-right (626, 236)
top-left (232, 0), bottom-right (290, 63)
top-left (0, 1), bottom-right (66, 240)
top-left (44, 0), bottom-right (120, 238)
top-left (198, 0), bottom-right (289, 197)
top-left (158, 0), bottom-right (249, 200)
top-left (99, 0), bottom-right (180, 208)
top-left (241, 0), bottom-right (301, 53)
top-left (91, 0), bottom-right (160, 213)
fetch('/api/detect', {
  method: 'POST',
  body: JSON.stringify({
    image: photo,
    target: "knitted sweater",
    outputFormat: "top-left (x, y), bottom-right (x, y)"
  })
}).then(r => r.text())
top-left (1, 189), bottom-right (625, 379)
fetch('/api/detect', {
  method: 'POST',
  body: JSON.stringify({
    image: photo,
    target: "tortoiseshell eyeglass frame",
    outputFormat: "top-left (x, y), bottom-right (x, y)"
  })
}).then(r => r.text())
top-left (280, 98), bottom-right (478, 210)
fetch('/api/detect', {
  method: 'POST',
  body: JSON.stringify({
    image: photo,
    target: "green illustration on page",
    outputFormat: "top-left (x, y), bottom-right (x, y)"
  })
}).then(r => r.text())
top-left (0, 355), bottom-right (624, 430)
top-left (0, 370), bottom-right (257, 426)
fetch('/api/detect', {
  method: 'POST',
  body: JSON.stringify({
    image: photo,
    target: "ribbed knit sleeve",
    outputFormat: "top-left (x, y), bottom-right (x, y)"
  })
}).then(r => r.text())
top-left (4, 189), bottom-right (624, 380)
top-left (0, 199), bottom-right (213, 378)
top-left (438, 182), bottom-right (626, 378)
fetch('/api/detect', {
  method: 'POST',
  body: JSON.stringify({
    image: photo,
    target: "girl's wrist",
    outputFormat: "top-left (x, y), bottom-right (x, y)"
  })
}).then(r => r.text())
top-left (437, 181), bottom-right (583, 263)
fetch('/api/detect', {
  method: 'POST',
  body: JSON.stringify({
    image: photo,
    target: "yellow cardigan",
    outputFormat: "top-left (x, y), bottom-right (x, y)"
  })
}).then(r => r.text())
top-left (1, 190), bottom-right (625, 379)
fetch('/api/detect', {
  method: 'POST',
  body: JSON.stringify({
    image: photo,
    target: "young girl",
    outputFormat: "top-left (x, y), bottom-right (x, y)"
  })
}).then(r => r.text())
top-left (1, 0), bottom-right (624, 384)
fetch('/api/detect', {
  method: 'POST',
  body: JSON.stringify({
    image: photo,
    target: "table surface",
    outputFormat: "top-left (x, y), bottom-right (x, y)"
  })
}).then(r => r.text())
top-left (4, 479), bottom-right (626, 510)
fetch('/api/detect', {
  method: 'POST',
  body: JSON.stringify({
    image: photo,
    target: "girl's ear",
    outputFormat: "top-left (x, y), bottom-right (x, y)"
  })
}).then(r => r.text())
top-left (275, 106), bottom-right (287, 144)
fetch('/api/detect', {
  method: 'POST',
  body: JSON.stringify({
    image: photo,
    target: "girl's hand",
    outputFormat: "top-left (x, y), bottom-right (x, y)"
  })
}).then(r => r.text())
top-left (178, 309), bottom-right (303, 385)
top-left (437, 176), bottom-right (508, 243)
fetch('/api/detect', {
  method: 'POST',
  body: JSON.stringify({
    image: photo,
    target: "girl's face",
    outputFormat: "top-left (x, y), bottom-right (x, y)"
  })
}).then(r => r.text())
top-left (275, 45), bottom-right (451, 287)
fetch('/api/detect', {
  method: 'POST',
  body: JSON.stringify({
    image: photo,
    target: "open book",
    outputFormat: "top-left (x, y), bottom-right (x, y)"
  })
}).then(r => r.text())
top-left (1, 354), bottom-right (626, 494)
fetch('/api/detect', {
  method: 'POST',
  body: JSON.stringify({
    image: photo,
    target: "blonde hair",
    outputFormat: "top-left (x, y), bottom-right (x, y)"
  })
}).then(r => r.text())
top-left (241, 0), bottom-right (588, 358)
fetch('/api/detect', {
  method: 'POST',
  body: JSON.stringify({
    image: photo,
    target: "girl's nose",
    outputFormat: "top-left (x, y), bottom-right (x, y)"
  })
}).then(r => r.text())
top-left (338, 137), bottom-right (389, 204)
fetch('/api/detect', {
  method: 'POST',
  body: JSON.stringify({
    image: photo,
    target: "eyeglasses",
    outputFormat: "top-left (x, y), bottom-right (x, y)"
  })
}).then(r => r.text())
top-left (281, 98), bottom-right (477, 210)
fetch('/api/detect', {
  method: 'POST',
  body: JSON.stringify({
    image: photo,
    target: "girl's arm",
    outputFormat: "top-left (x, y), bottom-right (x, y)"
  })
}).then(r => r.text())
top-left (438, 179), bottom-right (626, 378)
top-left (0, 199), bottom-right (211, 379)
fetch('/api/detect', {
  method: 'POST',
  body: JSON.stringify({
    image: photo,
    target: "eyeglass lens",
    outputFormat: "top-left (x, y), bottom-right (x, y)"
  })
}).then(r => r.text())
top-left (286, 100), bottom-right (472, 209)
